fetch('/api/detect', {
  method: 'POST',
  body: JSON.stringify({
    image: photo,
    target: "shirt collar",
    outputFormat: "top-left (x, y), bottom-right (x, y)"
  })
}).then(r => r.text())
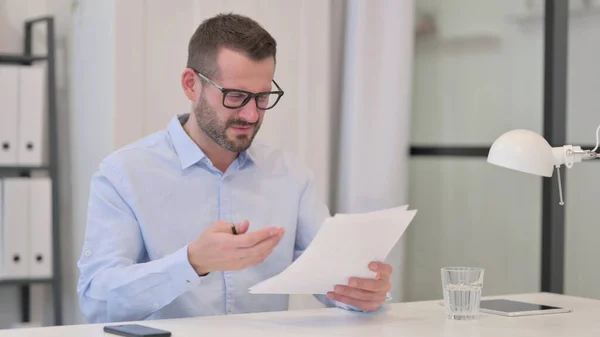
top-left (168, 113), bottom-right (256, 170)
top-left (168, 114), bottom-right (206, 170)
top-left (238, 146), bottom-right (256, 168)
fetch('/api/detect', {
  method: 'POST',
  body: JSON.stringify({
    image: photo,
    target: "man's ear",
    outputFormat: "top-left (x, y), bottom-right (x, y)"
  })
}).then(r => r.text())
top-left (181, 68), bottom-right (200, 101)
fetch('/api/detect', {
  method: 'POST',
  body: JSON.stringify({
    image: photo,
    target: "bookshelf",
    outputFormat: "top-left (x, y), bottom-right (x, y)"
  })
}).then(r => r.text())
top-left (0, 16), bottom-right (62, 326)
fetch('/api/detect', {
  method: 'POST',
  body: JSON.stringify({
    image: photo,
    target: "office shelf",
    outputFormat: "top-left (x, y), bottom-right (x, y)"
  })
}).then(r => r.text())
top-left (507, 5), bottom-right (600, 24)
top-left (410, 144), bottom-right (599, 157)
top-left (410, 146), bottom-right (491, 157)
top-left (0, 54), bottom-right (47, 65)
top-left (0, 166), bottom-right (50, 174)
top-left (0, 16), bottom-right (62, 326)
top-left (0, 278), bottom-right (53, 286)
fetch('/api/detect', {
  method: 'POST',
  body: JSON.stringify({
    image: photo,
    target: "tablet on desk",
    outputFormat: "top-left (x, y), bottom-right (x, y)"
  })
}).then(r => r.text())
top-left (479, 299), bottom-right (572, 317)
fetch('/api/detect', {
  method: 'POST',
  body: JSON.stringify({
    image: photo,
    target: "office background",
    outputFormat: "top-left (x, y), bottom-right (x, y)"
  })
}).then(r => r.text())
top-left (0, 0), bottom-right (598, 330)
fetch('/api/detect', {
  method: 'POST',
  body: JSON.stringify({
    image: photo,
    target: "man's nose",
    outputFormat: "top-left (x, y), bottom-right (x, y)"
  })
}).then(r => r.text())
top-left (238, 100), bottom-right (260, 123)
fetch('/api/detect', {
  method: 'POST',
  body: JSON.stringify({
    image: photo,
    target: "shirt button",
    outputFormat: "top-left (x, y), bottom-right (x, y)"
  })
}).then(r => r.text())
top-left (153, 303), bottom-right (160, 310)
top-left (84, 250), bottom-right (91, 257)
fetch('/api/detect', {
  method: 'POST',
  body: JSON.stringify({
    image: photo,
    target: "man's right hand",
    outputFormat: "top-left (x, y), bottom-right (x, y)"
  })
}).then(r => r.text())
top-left (187, 220), bottom-right (285, 275)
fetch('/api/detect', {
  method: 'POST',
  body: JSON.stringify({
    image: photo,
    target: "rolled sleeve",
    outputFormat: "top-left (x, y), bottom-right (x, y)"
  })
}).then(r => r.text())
top-left (78, 162), bottom-right (204, 323)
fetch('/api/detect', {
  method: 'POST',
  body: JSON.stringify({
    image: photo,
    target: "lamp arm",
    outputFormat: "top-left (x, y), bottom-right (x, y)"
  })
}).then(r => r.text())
top-left (553, 146), bottom-right (598, 168)
top-left (551, 144), bottom-right (597, 207)
top-left (572, 150), bottom-right (600, 161)
top-left (555, 165), bottom-right (565, 206)
top-left (593, 125), bottom-right (600, 152)
top-left (562, 125), bottom-right (600, 163)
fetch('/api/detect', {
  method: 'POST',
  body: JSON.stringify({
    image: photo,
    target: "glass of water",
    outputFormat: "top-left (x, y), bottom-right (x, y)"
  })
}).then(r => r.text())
top-left (441, 267), bottom-right (484, 320)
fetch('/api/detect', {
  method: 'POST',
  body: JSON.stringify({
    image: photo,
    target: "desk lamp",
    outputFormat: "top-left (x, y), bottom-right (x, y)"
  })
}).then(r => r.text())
top-left (487, 125), bottom-right (600, 205)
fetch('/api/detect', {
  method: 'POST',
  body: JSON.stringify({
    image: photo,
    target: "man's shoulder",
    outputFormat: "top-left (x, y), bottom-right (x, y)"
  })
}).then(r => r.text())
top-left (249, 141), bottom-right (313, 179)
top-left (100, 129), bottom-right (174, 172)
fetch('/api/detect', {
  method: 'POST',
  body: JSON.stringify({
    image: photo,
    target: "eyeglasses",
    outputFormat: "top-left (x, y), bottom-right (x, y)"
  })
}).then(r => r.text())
top-left (193, 70), bottom-right (284, 110)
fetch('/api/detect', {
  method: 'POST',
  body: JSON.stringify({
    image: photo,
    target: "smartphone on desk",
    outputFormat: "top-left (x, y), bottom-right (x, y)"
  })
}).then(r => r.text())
top-left (104, 324), bottom-right (171, 337)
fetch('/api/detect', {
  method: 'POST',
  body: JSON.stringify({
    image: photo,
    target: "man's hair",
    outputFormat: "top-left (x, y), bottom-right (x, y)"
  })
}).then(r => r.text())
top-left (187, 13), bottom-right (277, 78)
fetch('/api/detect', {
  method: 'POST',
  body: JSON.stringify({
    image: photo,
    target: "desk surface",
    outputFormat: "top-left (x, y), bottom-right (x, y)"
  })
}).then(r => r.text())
top-left (3, 293), bottom-right (600, 336)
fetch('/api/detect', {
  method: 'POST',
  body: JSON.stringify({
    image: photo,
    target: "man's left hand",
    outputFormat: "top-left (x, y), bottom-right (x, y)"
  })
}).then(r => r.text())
top-left (327, 262), bottom-right (392, 312)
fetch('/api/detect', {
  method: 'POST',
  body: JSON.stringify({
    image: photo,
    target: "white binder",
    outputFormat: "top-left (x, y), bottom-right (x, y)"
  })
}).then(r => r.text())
top-left (0, 179), bottom-right (4, 277)
top-left (0, 66), bottom-right (19, 166)
top-left (17, 65), bottom-right (46, 166)
top-left (1, 178), bottom-right (30, 279)
top-left (28, 177), bottom-right (52, 278)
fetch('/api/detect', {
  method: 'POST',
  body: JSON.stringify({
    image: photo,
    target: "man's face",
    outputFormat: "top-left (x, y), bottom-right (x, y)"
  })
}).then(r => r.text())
top-left (193, 48), bottom-right (275, 152)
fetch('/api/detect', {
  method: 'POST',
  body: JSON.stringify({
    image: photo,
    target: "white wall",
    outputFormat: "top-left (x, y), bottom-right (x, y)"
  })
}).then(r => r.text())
top-left (69, 0), bottom-right (117, 325)
top-left (106, 0), bottom-right (334, 207)
top-left (335, 0), bottom-right (414, 302)
top-left (134, 0), bottom-right (334, 206)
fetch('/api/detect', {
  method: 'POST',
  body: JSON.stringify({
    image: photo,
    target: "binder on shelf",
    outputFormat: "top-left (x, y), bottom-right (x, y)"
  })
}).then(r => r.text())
top-left (17, 65), bottom-right (47, 166)
top-left (0, 16), bottom-right (61, 326)
top-left (1, 178), bottom-right (30, 279)
top-left (0, 179), bottom-right (4, 276)
top-left (0, 66), bottom-right (19, 166)
top-left (28, 177), bottom-right (53, 278)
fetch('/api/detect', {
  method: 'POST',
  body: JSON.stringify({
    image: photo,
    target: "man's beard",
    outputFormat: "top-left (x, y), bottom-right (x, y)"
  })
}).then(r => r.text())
top-left (194, 95), bottom-right (261, 152)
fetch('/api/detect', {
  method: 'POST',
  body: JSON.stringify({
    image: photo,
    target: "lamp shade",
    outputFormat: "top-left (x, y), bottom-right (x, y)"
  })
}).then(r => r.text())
top-left (487, 129), bottom-right (556, 177)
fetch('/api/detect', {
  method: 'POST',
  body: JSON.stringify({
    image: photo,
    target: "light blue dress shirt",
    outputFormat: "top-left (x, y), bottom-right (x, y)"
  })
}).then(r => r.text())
top-left (77, 114), bottom-right (356, 323)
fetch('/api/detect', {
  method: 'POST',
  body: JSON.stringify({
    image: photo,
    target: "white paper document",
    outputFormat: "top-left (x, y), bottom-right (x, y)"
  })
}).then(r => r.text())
top-left (249, 205), bottom-right (417, 294)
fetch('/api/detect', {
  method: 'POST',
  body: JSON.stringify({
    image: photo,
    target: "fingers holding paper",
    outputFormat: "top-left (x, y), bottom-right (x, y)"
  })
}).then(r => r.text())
top-left (327, 262), bottom-right (392, 312)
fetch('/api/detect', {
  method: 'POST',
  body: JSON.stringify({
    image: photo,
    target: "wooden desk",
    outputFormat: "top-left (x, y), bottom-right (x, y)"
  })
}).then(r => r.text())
top-left (2, 293), bottom-right (599, 336)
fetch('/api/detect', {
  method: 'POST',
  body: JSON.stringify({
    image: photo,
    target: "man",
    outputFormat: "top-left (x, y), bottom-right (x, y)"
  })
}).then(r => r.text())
top-left (77, 13), bottom-right (392, 323)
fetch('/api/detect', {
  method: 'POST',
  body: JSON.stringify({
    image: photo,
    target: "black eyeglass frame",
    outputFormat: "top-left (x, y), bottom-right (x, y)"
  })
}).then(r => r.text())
top-left (193, 69), bottom-right (285, 110)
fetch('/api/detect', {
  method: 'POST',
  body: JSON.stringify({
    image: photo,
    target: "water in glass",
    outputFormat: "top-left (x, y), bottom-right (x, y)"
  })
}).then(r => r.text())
top-left (441, 267), bottom-right (484, 320)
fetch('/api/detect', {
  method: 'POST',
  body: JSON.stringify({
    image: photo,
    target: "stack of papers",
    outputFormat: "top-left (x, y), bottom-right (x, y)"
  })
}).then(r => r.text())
top-left (249, 205), bottom-right (417, 294)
